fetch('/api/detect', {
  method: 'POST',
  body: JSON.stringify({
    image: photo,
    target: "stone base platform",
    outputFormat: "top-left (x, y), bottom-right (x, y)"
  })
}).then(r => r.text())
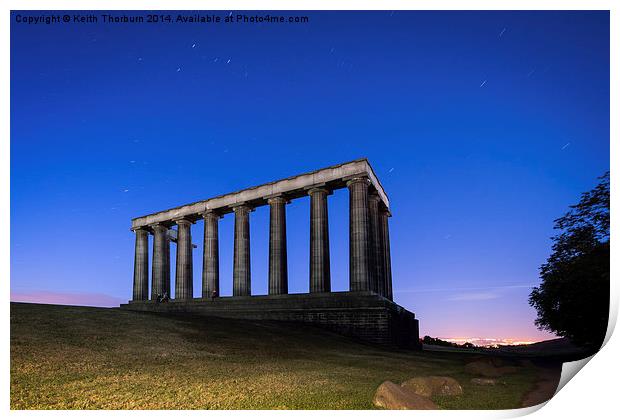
top-left (120, 291), bottom-right (420, 349)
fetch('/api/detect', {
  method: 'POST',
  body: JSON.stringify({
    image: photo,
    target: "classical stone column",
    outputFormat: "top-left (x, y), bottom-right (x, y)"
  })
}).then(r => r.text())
top-left (151, 224), bottom-right (168, 300)
top-left (163, 230), bottom-right (171, 296)
top-left (132, 228), bottom-right (149, 301)
top-left (308, 187), bottom-right (331, 293)
top-left (368, 193), bottom-right (384, 295)
top-left (347, 177), bottom-right (371, 291)
top-left (268, 196), bottom-right (288, 295)
top-left (233, 205), bottom-right (251, 296)
top-left (175, 218), bottom-right (194, 300)
top-left (202, 212), bottom-right (220, 298)
top-left (379, 209), bottom-right (393, 301)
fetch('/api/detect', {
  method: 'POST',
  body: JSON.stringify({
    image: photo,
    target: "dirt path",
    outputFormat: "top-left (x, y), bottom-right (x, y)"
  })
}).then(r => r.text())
top-left (521, 367), bottom-right (562, 407)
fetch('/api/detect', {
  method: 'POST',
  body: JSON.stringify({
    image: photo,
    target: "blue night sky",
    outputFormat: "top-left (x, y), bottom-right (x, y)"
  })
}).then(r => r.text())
top-left (11, 11), bottom-right (609, 342)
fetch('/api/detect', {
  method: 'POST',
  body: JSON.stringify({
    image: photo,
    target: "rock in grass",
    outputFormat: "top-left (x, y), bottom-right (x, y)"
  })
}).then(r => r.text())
top-left (480, 356), bottom-right (507, 367)
top-left (465, 360), bottom-right (520, 377)
top-left (519, 359), bottom-right (537, 368)
top-left (464, 361), bottom-right (501, 377)
top-left (373, 381), bottom-right (438, 410)
top-left (498, 366), bottom-right (519, 375)
top-left (471, 378), bottom-right (505, 386)
top-left (400, 376), bottom-right (463, 397)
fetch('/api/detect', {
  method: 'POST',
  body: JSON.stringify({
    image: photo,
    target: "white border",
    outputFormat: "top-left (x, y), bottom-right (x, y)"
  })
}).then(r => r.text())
top-left (3, 2), bottom-right (617, 420)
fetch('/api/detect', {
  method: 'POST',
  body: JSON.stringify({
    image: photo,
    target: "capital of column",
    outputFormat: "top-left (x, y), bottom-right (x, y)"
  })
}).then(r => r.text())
top-left (173, 218), bottom-right (194, 226)
top-left (200, 210), bottom-right (223, 220)
top-left (346, 176), bottom-right (371, 188)
top-left (131, 226), bottom-right (149, 233)
top-left (149, 223), bottom-right (169, 232)
top-left (267, 195), bottom-right (288, 205)
top-left (307, 187), bottom-right (330, 196)
top-left (368, 192), bottom-right (382, 203)
top-left (232, 204), bottom-right (253, 213)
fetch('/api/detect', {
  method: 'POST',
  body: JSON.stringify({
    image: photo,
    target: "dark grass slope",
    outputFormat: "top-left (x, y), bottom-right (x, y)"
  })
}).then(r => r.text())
top-left (11, 302), bottom-right (557, 409)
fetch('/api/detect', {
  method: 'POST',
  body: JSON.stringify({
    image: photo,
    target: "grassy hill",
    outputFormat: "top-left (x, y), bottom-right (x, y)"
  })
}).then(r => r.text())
top-left (495, 338), bottom-right (590, 358)
top-left (11, 302), bottom-right (559, 410)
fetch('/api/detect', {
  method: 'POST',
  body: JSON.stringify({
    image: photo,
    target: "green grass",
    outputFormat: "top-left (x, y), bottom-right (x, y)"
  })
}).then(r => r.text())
top-left (11, 302), bottom-right (551, 409)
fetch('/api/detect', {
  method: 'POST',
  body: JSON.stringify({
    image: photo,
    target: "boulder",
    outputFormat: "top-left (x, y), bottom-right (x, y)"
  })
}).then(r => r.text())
top-left (464, 361), bottom-right (502, 377)
top-left (401, 376), bottom-right (463, 397)
top-left (471, 378), bottom-right (505, 386)
top-left (464, 359), bottom-right (520, 377)
top-left (471, 356), bottom-right (507, 367)
top-left (373, 381), bottom-right (438, 410)
top-left (486, 356), bottom-right (509, 367)
top-left (498, 366), bottom-right (519, 375)
top-left (519, 359), bottom-right (537, 369)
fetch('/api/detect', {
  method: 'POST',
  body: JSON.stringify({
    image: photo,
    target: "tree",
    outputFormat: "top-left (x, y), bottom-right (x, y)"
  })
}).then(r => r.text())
top-left (529, 172), bottom-right (610, 351)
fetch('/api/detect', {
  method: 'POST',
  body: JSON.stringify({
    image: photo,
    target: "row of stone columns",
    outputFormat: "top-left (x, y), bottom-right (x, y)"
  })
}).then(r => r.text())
top-left (131, 176), bottom-right (393, 301)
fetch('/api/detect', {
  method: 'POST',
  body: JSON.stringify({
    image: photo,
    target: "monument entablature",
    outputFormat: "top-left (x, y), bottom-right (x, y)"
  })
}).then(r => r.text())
top-left (131, 159), bottom-right (388, 229)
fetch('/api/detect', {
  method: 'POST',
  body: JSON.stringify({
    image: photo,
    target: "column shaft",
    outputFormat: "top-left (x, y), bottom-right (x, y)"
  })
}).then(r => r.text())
top-left (380, 210), bottom-right (394, 301)
top-left (202, 212), bottom-right (220, 298)
top-left (233, 205), bottom-right (251, 296)
top-left (163, 231), bottom-right (171, 296)
top-left (347, 177), bottom-right (371, 291)
top-left (132, 228), bottom-right (149, 300)
top-left (368, 194), bottom-right (384, 295)
top-left (309, 188), bottom-right (331, 292)
top-left (269, 197), bottom-right (288, 295)
top-left (151, 225), bottom-right (167, 300)
top-left (175, 219), bottom-right (193, 300)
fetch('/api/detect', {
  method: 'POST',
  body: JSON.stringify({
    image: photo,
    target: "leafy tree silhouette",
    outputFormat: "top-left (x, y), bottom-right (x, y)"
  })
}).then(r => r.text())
top-left (529, 171), bottom-right (609, 352)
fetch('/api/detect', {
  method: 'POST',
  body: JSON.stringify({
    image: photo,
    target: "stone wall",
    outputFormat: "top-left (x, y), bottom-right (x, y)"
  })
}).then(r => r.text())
top-left (120, 291), bottom-right (420, 349)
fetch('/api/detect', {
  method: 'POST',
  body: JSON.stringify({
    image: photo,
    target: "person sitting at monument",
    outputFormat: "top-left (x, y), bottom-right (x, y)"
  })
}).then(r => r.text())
top-left (211, 290), bottom-right (218, 300)
top-left (162, 292), bottom-right (169, 303)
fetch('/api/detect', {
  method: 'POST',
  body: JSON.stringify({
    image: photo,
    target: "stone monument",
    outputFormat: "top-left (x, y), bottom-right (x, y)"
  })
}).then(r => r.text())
top-left (121, 159), bottom-right (420, 348)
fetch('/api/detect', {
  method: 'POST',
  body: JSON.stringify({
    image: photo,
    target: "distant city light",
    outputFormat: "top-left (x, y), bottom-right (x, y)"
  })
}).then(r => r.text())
top-left (439, 337), bottom-right (536, 347)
